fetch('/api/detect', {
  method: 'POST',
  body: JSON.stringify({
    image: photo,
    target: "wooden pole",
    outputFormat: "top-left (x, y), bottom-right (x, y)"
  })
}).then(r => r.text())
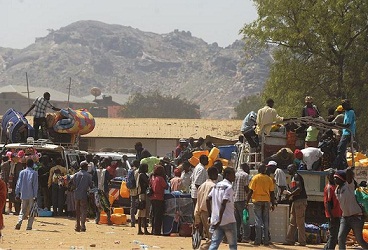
top-left (26, 72), bottom-right (30, 108)
top-left (67, 77), bottom-right (71, 107)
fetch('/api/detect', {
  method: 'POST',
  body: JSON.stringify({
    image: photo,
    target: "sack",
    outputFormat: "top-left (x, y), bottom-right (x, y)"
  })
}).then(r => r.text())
top-left (137, 200), bottom-right (146, 210)
top-left (192, 227), bottom-right (201, 249)
top-left (126, 169), bottom-right (136, 189)
top-left (179, 222), bottom-right (193, 237)
top-left (242, 208), bottom-right (249, 224)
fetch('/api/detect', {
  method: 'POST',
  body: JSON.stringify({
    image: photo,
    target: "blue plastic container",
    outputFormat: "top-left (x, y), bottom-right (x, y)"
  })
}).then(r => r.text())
top-left (218, 145), bottom-right (237, 160)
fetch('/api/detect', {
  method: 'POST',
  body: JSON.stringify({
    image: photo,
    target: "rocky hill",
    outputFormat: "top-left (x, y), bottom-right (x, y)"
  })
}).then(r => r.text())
top-left (0, 20), bottom-right (272, 118)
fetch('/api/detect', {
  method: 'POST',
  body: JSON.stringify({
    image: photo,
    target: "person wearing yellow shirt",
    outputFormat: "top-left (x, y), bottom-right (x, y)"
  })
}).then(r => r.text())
top-left (255, 98), bottom-right (284, 136)
top-left (48, 158), bottom-right (67, 216)
top-left (246, 164), bottom-right (276, 246)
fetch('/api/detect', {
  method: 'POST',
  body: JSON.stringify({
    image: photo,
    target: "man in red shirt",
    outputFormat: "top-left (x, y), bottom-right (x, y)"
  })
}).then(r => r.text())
top-left (323, 168), bottom-right (342, 250)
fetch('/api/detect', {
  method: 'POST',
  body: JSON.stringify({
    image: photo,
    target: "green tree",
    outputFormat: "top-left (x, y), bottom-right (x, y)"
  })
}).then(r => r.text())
top-left (120, 91), bottom-right (200, 118)
top-left (240, 0), bottom-right (368, 148)
top-left (234, 94), bottom-right (263, 119)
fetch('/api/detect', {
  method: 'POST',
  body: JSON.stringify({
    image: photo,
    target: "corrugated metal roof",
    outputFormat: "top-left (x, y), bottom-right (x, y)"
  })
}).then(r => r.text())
top-left (0, 85), bottom-right (92, 104)
top-left (84, 118), bottom-right (241, 140)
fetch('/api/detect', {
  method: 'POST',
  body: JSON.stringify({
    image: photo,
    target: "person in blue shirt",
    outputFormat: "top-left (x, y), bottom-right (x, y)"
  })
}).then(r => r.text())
top-left (333, 99), bottom-right (356, 170)
top-left (240, 111), bottom-right (259, 149)
top-left (15, 159), bottom-right (38, 230)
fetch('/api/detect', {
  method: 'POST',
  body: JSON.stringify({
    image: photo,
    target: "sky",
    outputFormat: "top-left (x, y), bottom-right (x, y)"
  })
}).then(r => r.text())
top-left (0, 0), bottom-right (258, 49)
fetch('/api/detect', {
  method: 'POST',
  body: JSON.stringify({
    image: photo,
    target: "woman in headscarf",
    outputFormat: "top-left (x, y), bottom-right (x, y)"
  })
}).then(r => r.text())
top-left (136, 163), bottom-right (150, 235)
top-left (65, 161), bottom-right (78, 217)
top-left (150, 165), bottom-right (168, 235)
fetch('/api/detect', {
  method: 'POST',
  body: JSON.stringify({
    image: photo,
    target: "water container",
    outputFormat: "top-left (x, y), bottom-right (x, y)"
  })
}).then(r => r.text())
top-left (206, 158), bottom-right (213, 169)
top-left (192, 150), bottom-right (209, 159)
top-left (219, 158), bottom-right (229, 167)
top-left (208, 147), bottom-right (220, 162)
top-left (99, 212), bottom-right (108, 224)
top-left (218, 145), bottom-right (237, 160)
top-left (111, 213), bottom-right (127, 225)
top-left (189, 156), bottom-right (199, 167)
top-left (114, 207), bottom-right (124, 214)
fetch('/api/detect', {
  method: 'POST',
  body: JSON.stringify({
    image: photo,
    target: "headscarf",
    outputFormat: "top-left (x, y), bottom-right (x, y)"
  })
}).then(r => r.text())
top-left (294, 149), bottom-right (303, 160)
top-left (106, 162), bottom-right (117, 178)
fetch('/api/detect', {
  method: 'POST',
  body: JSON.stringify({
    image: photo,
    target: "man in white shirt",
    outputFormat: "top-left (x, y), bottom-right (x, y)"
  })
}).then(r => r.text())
top-left (267, 160), bottom-right (287, 203)
top-left (300, 147), bottom-right (324, 170)
top-left (191, 155), bottom-right (208, 206)
top-left (207, 167), bottom-right (237, 250)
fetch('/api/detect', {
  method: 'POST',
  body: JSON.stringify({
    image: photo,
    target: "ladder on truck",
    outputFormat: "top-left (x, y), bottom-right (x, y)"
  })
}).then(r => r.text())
top-left (235, 116), bottom-right (355, 169)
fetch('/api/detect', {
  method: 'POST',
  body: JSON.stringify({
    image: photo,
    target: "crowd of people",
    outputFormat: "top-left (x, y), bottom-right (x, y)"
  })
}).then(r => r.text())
top-left (0, 93), bottom-right (362, 250)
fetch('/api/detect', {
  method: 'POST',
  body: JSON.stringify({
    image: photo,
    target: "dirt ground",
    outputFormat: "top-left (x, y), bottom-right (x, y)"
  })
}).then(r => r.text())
top-left (0, 214), bottom-right (356, 250)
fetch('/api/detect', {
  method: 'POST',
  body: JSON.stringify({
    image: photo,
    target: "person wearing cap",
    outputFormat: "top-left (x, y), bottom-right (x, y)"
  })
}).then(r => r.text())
top-left (334, 170), bottom-right (368, 249)
top-left (255, 98), bottom-right (284, 137)
top-left (267, 161), bottom-right (287, 203)
top-left (175, 138), bottom-right (188, 158)
top-left (294, 147), bottom-right (323, 171)
top-left (72, 161), bottom-right (93, 232)
top-left (284, 164), bottom-right (308, 246)
top-left (323, 168), bottom-right (342, 250)
top-left (246, 163), bottom-right (276, 246)
top-left (333, 105), bottom-right (344, 124)
top-left (333, 99), bottom-right (356, 170)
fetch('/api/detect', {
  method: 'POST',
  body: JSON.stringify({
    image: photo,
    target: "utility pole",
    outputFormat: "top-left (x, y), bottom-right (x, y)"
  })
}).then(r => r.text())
top-left (67, 77), bottom-right (72, 107)
top-left (22, 72), bottom-right (35, 115)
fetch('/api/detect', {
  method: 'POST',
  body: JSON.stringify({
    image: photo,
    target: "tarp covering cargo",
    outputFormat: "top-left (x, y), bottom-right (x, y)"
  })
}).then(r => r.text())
top-left (1, 108), bottom-right (34, 143)
top-left (52, 108), bottom-right (95, 135)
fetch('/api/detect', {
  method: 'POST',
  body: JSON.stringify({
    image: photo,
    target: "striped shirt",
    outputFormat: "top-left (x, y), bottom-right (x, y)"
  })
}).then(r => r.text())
top-left (33, 96), bottom-right (54, 118)
top-left (234, 168), bottom-right (249, 202)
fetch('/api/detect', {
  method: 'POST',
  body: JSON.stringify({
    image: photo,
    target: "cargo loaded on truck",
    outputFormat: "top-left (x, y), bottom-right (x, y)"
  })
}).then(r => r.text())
top-left (236, 116), bottom-right (360, 223)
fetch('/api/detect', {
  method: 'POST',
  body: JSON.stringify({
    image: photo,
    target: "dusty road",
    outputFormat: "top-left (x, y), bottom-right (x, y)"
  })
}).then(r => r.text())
top-left (0, 214), bottom-right (353, 249)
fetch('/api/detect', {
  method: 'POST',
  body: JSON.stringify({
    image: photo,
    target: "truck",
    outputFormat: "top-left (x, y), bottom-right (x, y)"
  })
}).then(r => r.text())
top-left (237, 117), bottom-right (358, 223)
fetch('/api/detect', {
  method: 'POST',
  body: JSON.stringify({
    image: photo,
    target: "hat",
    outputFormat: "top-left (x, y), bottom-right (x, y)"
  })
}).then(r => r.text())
top-left (294, 149), bottom-right (303, 160)
top-left (179, 138), bottom-right (186, 143)
top-left (334, 170), bottom-right (346, 182)
top-left (335, 105), bottom-right (343, 112)
top-left (267, 161), bottom-right (277, 167)
top-left (324, 168), bottom-right (335, 175)
top-left (305, 96), bottom-right (313, 102)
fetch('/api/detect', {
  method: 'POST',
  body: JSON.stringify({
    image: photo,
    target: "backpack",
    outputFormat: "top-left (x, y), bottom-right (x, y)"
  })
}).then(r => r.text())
top-left (126, 169), bottom-right (136, 189)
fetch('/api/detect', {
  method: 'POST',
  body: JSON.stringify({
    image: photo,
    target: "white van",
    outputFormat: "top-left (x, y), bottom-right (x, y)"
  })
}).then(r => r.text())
top-left (4, 141), bottom-right (83, 170)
